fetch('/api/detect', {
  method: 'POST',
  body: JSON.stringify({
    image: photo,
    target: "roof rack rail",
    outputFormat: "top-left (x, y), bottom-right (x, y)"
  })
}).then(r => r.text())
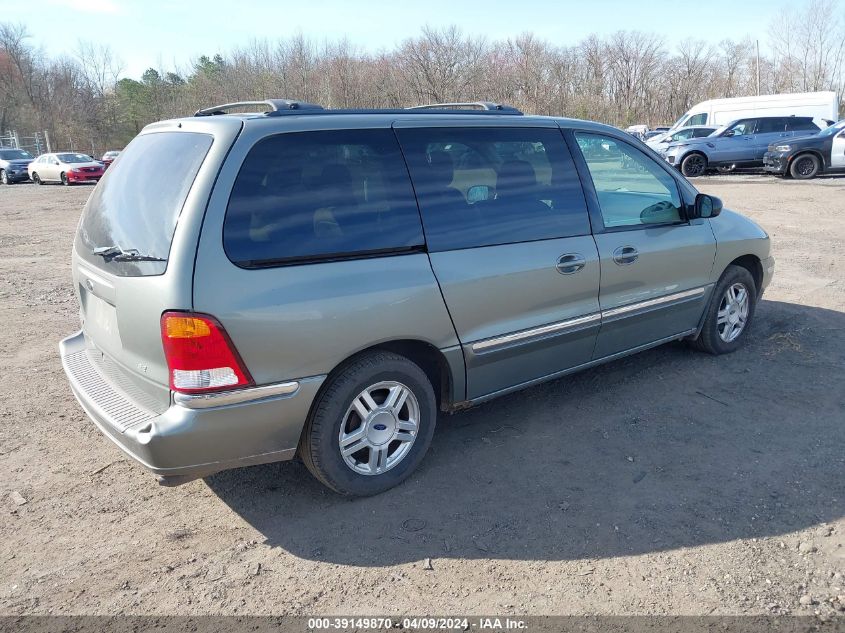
top-left (406, 101), bottom-right (523, 114)
top-left (194, 99), bottom-right (323, 117)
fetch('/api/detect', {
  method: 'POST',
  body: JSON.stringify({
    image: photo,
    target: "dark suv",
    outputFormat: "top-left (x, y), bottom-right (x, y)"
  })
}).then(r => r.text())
top-left (0, 148), bottom-right (34, 184)
top-left (662, 116), bottom-right (822, 176)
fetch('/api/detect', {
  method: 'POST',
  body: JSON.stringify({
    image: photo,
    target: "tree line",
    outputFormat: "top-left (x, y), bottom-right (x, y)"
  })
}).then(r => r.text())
top-left (1, 0), bottom-right (843, 155)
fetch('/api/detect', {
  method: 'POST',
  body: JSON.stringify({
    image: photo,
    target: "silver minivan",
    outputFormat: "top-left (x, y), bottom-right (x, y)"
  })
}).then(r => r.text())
top-left (60, 100), bottom-right (774, 496)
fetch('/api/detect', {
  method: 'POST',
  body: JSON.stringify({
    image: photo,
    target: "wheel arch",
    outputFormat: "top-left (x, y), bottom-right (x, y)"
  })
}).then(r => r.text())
top-left (314, 339), bottom-right (461, 415)
top-left (788, 149), bottom-right (825, 172)
top-left (727, 254), bottom-right (763, 298)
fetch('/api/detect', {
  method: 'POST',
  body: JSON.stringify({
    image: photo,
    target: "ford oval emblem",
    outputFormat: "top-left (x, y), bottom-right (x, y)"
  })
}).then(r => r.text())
top-left (373, 423), bottom-right (388, 431)
top-left (85, 279), bottom-right (94, 292)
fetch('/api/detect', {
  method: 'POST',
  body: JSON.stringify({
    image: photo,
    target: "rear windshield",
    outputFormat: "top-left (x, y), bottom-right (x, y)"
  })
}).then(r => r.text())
top-left (76, 131), bottom-right (213, 276)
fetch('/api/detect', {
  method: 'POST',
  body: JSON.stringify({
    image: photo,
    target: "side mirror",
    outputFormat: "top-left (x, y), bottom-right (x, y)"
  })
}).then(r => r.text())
top-left (694, 193), bottom-right (722, 219)
top-left (466, 185), bottom-right (491, 204)
top-left (723, 129), bottom-right (735, 137)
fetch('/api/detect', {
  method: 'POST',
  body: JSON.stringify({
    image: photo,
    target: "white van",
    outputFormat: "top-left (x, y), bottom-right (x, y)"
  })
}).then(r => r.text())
top-left (670, 92), bottom-right (839, 131)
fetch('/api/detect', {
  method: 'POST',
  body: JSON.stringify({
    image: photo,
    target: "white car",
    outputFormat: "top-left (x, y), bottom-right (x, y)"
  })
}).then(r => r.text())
top-left (28, 152), bottom-right (105, 186)
top-left (647, 126), bottom-right (718, 152)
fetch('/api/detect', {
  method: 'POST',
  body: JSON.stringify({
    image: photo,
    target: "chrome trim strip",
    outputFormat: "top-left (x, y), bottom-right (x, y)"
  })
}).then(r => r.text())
top-left (602, 286), bottom-right (707, 320)
top-left (472, 312), bottom-right (601, 354)
top-left (469, 328), bottom-right (697, 405)
top-left (174, 380), bottom-right (300, 409)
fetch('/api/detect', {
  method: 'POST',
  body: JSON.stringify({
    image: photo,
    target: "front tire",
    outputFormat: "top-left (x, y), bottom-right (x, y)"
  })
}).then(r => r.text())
top-left (789, 153), bottom-right (820, 180)
top-left (680, 153), bottom-right (707, 178)
top-left (32, 172), bottom-right (42, 185)
top-left (0, 169), bottom-right (7, 185)
top-left (60, 172), bottom-right (70, 186)
top-left (692, 265), bottom-right (757, 355)
top-left (299, 351), bottom-right (437, 496)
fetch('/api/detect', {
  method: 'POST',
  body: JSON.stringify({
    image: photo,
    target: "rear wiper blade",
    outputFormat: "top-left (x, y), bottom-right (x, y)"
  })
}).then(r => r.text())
top-left (92, 245), bottom-right (165, 263)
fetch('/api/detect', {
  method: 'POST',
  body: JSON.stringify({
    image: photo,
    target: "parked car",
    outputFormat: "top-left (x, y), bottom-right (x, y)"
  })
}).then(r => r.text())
top-left (763, 119), bottom-right (845, 179)
top-left (0, 148), bottom-right (34, 184)
top-left (29, 152), bottom-right (105, 185)
top-left (662, 116), bottom-right (824, 177)
top-left (669, 91), bottom-right (839, 131)
top-left (646, 125), bottom-right (718, 152)
top-left (100, 150), bottom-right (121, 168)
top-left (59, 99), bottom-right (774, 496)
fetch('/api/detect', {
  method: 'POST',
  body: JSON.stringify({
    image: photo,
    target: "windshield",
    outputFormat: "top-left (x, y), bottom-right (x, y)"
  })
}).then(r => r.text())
top-left (0, 149), bottom-right (33, 160)
top-left (818, 120), bottom-right (845, 137)
top-left (76, 131), bottom-right (213, 276)
top-left (57, 153), bottom-right (93, 163)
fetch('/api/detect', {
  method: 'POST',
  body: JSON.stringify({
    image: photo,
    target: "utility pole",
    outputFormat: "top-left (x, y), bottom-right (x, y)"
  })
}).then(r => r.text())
top-left (756, 40), bottom-right (761, 96)
top-left (44, 130), bottom-right (52, 153)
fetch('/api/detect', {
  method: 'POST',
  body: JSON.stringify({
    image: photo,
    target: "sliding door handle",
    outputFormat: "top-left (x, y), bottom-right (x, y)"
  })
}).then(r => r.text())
top-left (612, 245), bottom-right (639, 265)
top-left (556, 253), bottom-right (586, 275)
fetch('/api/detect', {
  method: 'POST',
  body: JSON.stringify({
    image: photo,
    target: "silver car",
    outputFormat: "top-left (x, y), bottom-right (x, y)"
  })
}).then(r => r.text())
top-left (29, 152), bottom-right (105, 185)
top-left (59, 99), bottom-right (774, 496)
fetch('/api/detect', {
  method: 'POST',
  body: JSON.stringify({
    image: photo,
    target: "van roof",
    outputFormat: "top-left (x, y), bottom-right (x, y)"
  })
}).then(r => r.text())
top-left (150, 98), bottom-right (622, 136)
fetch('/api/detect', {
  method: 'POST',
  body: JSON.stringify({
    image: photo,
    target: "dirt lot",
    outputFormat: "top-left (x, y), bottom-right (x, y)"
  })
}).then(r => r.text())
top-left (0, 175), bottom-right (843, 618)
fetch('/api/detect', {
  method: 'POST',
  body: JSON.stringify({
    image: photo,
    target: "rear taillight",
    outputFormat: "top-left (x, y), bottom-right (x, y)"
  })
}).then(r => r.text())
top-left (160, 312), bottom-right (253, 394)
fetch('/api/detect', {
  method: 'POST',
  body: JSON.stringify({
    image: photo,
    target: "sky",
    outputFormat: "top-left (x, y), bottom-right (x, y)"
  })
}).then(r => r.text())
top-left (13, 0), bottom-right (795, 79)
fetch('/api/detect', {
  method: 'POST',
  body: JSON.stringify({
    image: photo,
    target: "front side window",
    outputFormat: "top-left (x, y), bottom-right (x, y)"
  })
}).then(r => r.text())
top-left (396, 127), bottom-right (590, 251)
top-left (224, 129), bottom-right (424, 266)
top-left (574, 132), bottom-right (683, 229)
top-left (726, 119), bottom-right (757, 136)
top-left (686, 113), bottom-right (708, 127)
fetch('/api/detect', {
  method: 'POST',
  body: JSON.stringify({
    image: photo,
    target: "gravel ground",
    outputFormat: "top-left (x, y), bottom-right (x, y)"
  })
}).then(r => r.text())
top-left (0, 176), bottom-right (843, 618)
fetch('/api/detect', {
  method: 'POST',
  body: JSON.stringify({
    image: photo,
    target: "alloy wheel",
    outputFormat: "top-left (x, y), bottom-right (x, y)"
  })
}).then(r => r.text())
top-left (795, 156), bottom-right (815, 177)
top-left (717, 282), bottom-right (750, 343)
top-left (338, 380), bottom-right (420, 476)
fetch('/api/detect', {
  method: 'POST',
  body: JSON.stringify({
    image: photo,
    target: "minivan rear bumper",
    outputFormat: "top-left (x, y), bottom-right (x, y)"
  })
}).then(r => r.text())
top-left (59, 331), bottom-right (325, 484)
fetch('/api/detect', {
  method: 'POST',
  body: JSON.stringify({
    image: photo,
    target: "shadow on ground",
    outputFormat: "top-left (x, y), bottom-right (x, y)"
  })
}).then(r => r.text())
top-left (207, 300), bottom-right (845, 566)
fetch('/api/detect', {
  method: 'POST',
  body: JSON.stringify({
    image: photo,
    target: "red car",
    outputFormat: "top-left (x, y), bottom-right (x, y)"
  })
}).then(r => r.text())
top-left (100, 150), bottom-right (121, 169)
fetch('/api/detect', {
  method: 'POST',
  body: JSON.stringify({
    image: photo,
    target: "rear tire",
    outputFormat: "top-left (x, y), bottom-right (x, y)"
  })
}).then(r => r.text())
top-left (680, 153), bottom-right (707, 177)
top-left (691, 265), bottom-right (757, 355)
top-left (789, 153), bottom-right (820, 180)
top-left (299, 351), bottom-right (437, 496)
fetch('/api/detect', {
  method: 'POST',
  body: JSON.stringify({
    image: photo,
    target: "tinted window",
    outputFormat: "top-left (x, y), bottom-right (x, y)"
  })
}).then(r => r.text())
top-left (76, 132), bottom-right (213, 276)
top-left (224, 129), bottom-right (424, 266)
top-left (786, 118), bottom-right (821, 132)
top-left (692, 128), bottom-right (715, 138)
top-left (574, 132), bottom-right (683, 229)
top-left (396, 127), bottom-right (589, 251)
top-left (756, 118), bottom-right (787, 133)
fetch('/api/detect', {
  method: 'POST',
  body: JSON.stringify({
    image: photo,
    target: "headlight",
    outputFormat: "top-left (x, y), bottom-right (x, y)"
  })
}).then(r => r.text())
top-left (773, 144), bottom-right (792, 152)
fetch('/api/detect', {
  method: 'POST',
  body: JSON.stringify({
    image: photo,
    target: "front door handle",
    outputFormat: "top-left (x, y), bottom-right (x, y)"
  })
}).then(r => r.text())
top-left (556, 253), bottom-right (586, 275)
top-left (612, 245), bottom-right (639, 266)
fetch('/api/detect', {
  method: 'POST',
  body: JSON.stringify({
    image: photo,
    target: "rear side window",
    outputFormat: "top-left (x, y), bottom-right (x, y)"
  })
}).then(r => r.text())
top-left (787, 118), bottom-right (821, 132)
top-left (76, 132), bottom-right (213, 276)
top-left (396, 127), bottom-right (590, 251)
top-left (757, 118), bottom-right (787, 133)
top-left (224, 129), bottom-right (424, 267)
